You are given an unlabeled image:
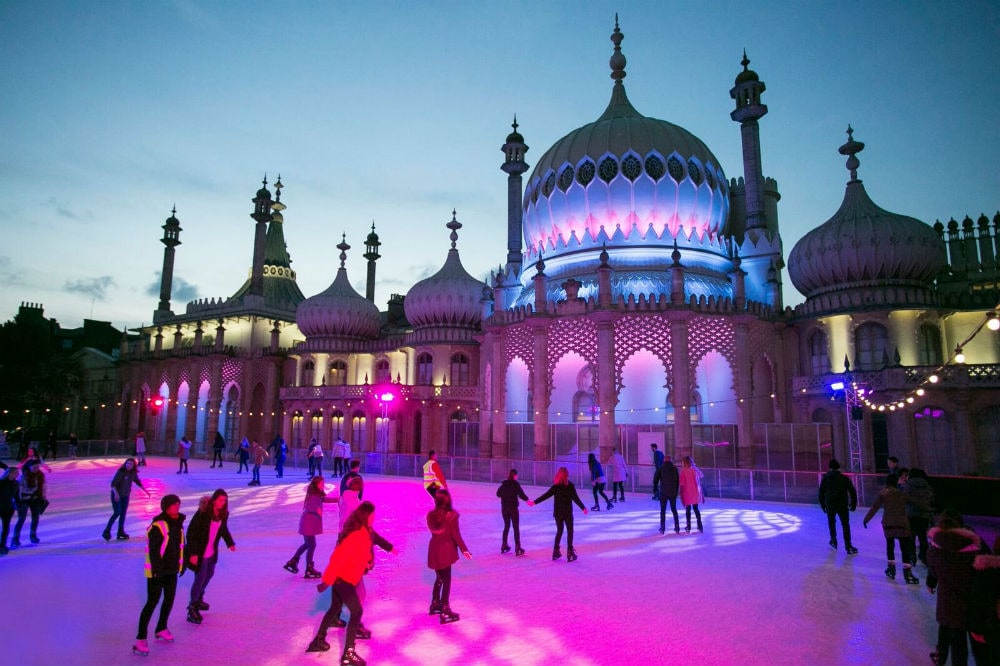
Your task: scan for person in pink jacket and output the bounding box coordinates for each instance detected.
[679,456,704,533]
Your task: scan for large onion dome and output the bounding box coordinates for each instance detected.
[296,236,380,341]
[404,211,483,330]
[788,128,946,306]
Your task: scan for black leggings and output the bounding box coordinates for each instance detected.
[501,508,521,549]
[612,481,625,500]
[685,504,702,531]
[885,536,915,564]
[592,483,611,507]
[432,566,453,606]
[14,501,41,539]
[137,574,177,639]
[293,535,317,566]
[318,579,362,649]
[212,450,223,466]
[554,514,575,550]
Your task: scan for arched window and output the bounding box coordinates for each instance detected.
[917,324,943,366]
[375,358,391,384]
[573,392,598,422]
[328,359,348,386]
[913,405,955,474]
[450,353,470,386]
[416,353,433,385]
[301,360,315,387]
[854,322,889,371]
[808,330,830,375]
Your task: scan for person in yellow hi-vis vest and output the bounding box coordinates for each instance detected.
[422,451,447,499]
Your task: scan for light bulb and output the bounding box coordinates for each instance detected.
[929,374,939,383]
[989,315,1000,331]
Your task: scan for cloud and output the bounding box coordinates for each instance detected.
[145,273,199,302]
[63,276,116,301]
[46,196,91,222]
[0,256,25,286]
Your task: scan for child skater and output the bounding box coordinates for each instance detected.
[248,440,268,486]
[496,469,533,556]
[133,494,184,656]
[587,452,613,511]
[427,489,472,623]
[863,474,918,584]
[533,466,588,562]
[285,476,340,579]
[307,501,376,666]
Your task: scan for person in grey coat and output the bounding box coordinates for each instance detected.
[864,474,917,584]
[606,448,628,502]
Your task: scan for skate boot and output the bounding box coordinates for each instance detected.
[102,529,112,542]
[354,624,372,640]
[132,639,149,656]
[884,563,897,580]
[29,534,40,544]
[845,545,859,555]
[828,538,837,550]
[606,502,614,510]
[154,629,174,642]
[590,504,600,511]
[340,647,366,665]
[552,547,562,561]
[428,600,443,615]
[283,559,299,574]
[186,605,203,624]
[304,564,321,579]
[306,635,330,653]
[195,600,210,611]
[515,547,525,557]
[500,543,511,554]
[567,548,578,562]
[439,606,460,624]
[117,532,130,540]
[903,568,920,585]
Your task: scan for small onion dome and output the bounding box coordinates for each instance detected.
[788,127,946,298]
[734,50,759,84]
[296,236,380,339]
[404,211,483,329]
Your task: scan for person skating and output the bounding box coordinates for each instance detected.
[11,459,46,547]
[903,468,935,565]
[268,434,287,479]
[184,489,236,624]
[308,439,325,478]
[285,476,339,579]
[496,469,533,556]
[0,462,17,555]
[176,437,191,474]
[606,447,628,502]
[341,459,364,499]
[679,455,704,534]
[650,443,664,500]
[135,432,147,466]
[102,458,150,542]
[533,467,588,562]
[586,452,613,511]
[306,501,377,665]
[332,437,348,477]
[818,458,859,554]
[133,494,185,656]
[427,489,472,623]
[658,454,681,535]
[210,432,225,468]
[248,440,268,486]
[422,450,447,499]
[926,512,985,665]
[864,474,918,584]
[236,437,250,474]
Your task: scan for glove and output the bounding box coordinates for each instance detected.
[316,582,329,594]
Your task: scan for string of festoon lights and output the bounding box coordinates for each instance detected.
[857,304,1000,413]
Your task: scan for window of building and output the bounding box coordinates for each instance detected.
[416,353,433,385]
[808,330,830,375]
[917,324,943,366]
[450,353,470,386]
[328,359,348,386]
[854,322,889,371]
[301,360,315,387]
[375,358,391,384]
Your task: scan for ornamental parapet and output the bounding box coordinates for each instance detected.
[793,364,1000,395]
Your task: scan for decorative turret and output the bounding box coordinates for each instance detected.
[154,206,182,322]
[363,222,381,303]
[249,175,272,297]
[501,116,529,271]
[730,50,769,233]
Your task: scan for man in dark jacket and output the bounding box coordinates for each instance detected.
[927,514,985,666]
[650,444,665,501]
[818,459,858,554]
[658,455,680,535]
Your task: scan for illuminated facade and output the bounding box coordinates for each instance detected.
[118,23,999,476]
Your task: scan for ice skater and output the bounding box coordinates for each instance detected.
[496,469,533,556]
[864,474,918,584]
[11,459,46,547]
[307,501,377,665]
[236,437,250,474]
[650,443,664,500]
[818,458,859,554]
[176,437,191,474]
[340,476,363,533]
[210,432,225,468]
[658,454,681,535]
[679,455,704,533]
[135,432,147,466]
[903,467,935,565]
[422,450,447,499]
[308,438,325,478]
[102,457,150,542]
[285,476,339,579]
[341,459,364,499]
[427,489,472,623]
[926,512,985,665]
[533,466,588,562]
[269,434,287,479]
[185,489,237,624]
[586,452,613,511]
[133,494,184,656]
[0,462,18,555]
[248,440,268,486]
[332,437,348,477]
[606,447,628,502]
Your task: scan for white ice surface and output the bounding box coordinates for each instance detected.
[1,456,979,666]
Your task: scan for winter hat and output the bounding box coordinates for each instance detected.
[828,459,841,470]
[160,494,181,511]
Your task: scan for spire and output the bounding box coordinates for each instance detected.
[249,174,272,297]
[730,50,769,233]
[447,209,461,250]
[363,222,381,303]
[501,116,529,271]
[597,16,640,121]
[609,14,626,84]
[337,234,350,269]
[839,125,865,183]
[155,205,182,321]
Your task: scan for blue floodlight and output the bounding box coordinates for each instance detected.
[829,381,845,391]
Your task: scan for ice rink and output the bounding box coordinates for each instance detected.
[3,456,988,665]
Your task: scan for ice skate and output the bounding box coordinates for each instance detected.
[355,625,372,640]
[590,504,600,511]
[428,600,443,615]
[102,530,112,542]
[606,502,614,510]
[304,564,321,579]
[187,605,203,624]
[884,563,897,580]
[132,639,149,656]
[283,559,299,574]
[117,532,130,540]
[195,600,210,611]
[515,547,525,557]
[903,568,919,585]
[340,647,366,665]
[659,527,665,535]
[306,636,330,653]
[552,547,562,561]
[29,534,40,544]
[439,606,460,624]
[828,538,837,550]
[500,543,511,554]
[567,548,578,562]
[9,537,18,549]
[154,629,174,642]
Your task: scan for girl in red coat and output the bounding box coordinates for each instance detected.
[307,501,375,666]
[427,489,472,623]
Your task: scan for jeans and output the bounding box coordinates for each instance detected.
[211,450,223,466]
[189,555,218,605]
[14,500,41,539]
[936,625,969,666]
[238,454,249,473]
[178,459,188,473]
[275,455,285,478]
[885,536,915,564]
[333,457,345,476]
[910,516,930,563]
[293,535,317,567]
[659,496,679,532]
[0,510,12,549]
[432,566,453,605]
[554,514,575,550]
[318,579,363,649]
[652,468,662,499]
[252,464,261,483]
[501,508,521,549]
[826,507,853,546]
[106,492,131,535]
[137,574,177,639]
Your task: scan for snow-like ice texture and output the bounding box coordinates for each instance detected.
[2,457,992,665]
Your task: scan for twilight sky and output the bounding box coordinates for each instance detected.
[1,1,997,330]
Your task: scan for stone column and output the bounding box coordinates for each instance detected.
[670,315,692,457]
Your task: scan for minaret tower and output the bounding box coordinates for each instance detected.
[249,175,272,297]
[363,222,381,303]
[730,50,769,232]
[154,206,182,323]
[500,116,529,272]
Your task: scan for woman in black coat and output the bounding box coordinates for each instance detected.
[496,469,533,556]
[184,489,236,624]
[926,514,984,666]
[533,466,588,562]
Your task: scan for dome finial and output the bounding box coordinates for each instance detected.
[512,114,518,132]
[741,49,750,71]
[274,174,283,201]
[337,233,350,269]
[610,15,626,84]
[838,124,865,182]
[447,209,462,250]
